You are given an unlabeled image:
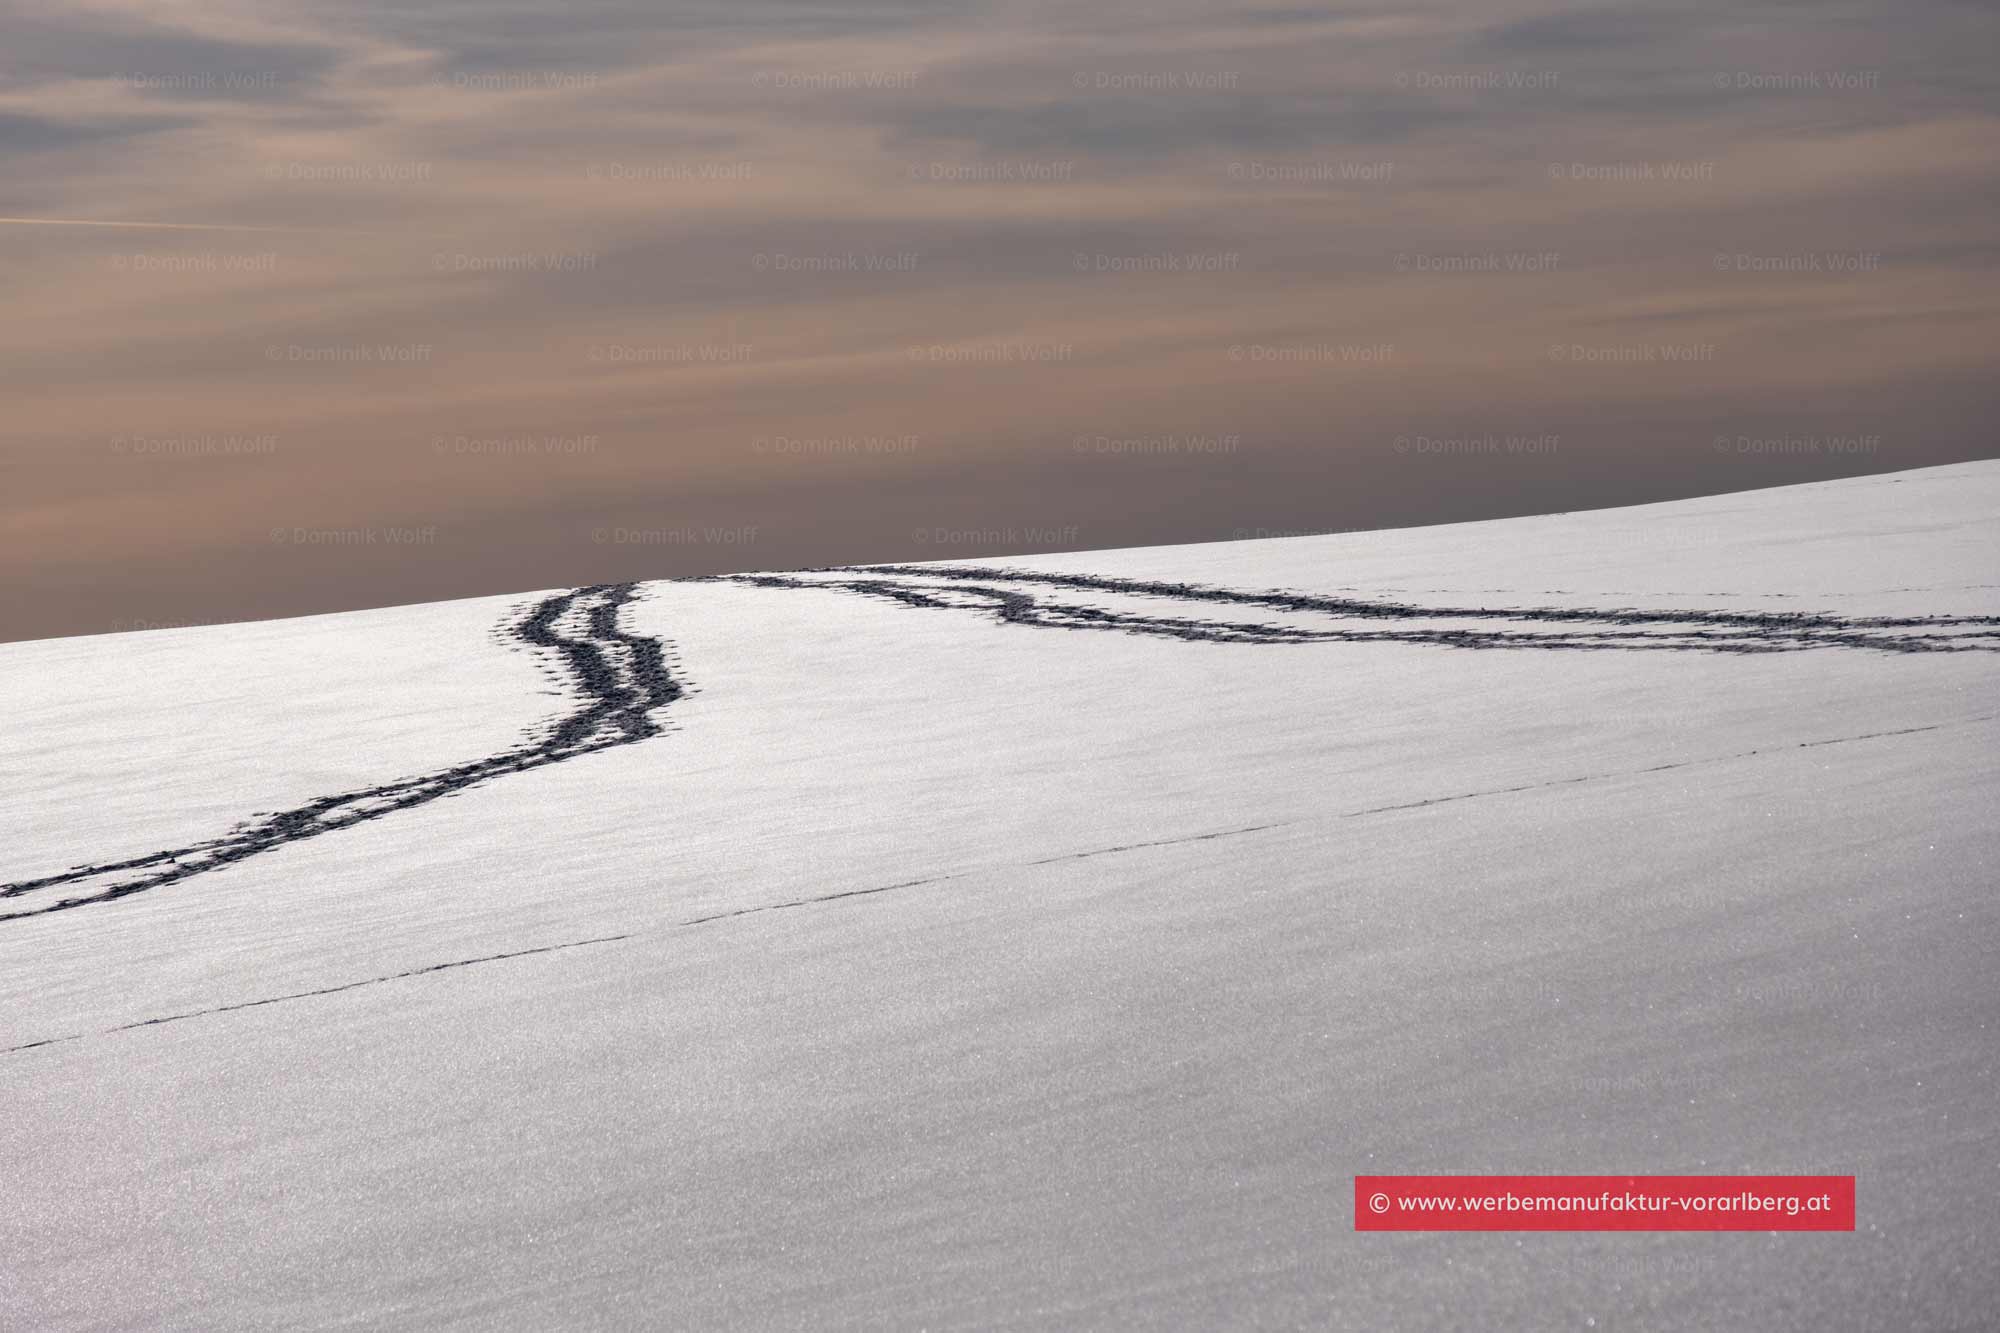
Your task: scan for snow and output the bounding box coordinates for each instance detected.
[3,462,1997,1329]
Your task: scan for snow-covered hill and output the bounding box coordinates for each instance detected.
[5,463,1998,1330]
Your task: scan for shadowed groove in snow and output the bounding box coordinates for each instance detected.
[0,583,681,922]
[726,565,2000,653]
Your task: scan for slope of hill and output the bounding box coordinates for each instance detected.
[4,463,1998,1329]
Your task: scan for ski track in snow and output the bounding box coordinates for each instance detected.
[0,583,679,922]
[733,565,2000,653]
[6,563,1995,926]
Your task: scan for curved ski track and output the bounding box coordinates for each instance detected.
[8,561,1996,924]
[0,583,679,922]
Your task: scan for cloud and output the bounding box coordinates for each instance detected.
[879,92,1467,160]
[1478,7,1679,53]
[0,2,338,97]
[0,109,189,154]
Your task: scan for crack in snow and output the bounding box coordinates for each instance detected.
[10,710,1988,1056]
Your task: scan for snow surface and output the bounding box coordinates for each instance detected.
[3,463,1997,1329]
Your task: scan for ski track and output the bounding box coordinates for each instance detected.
[7,562,1995,927]
[0,583,679,922]
[724,565,2000,654]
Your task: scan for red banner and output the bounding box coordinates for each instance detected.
[1355,1175,1855,1231]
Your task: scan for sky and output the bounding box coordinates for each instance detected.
[3,0,1997,641]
